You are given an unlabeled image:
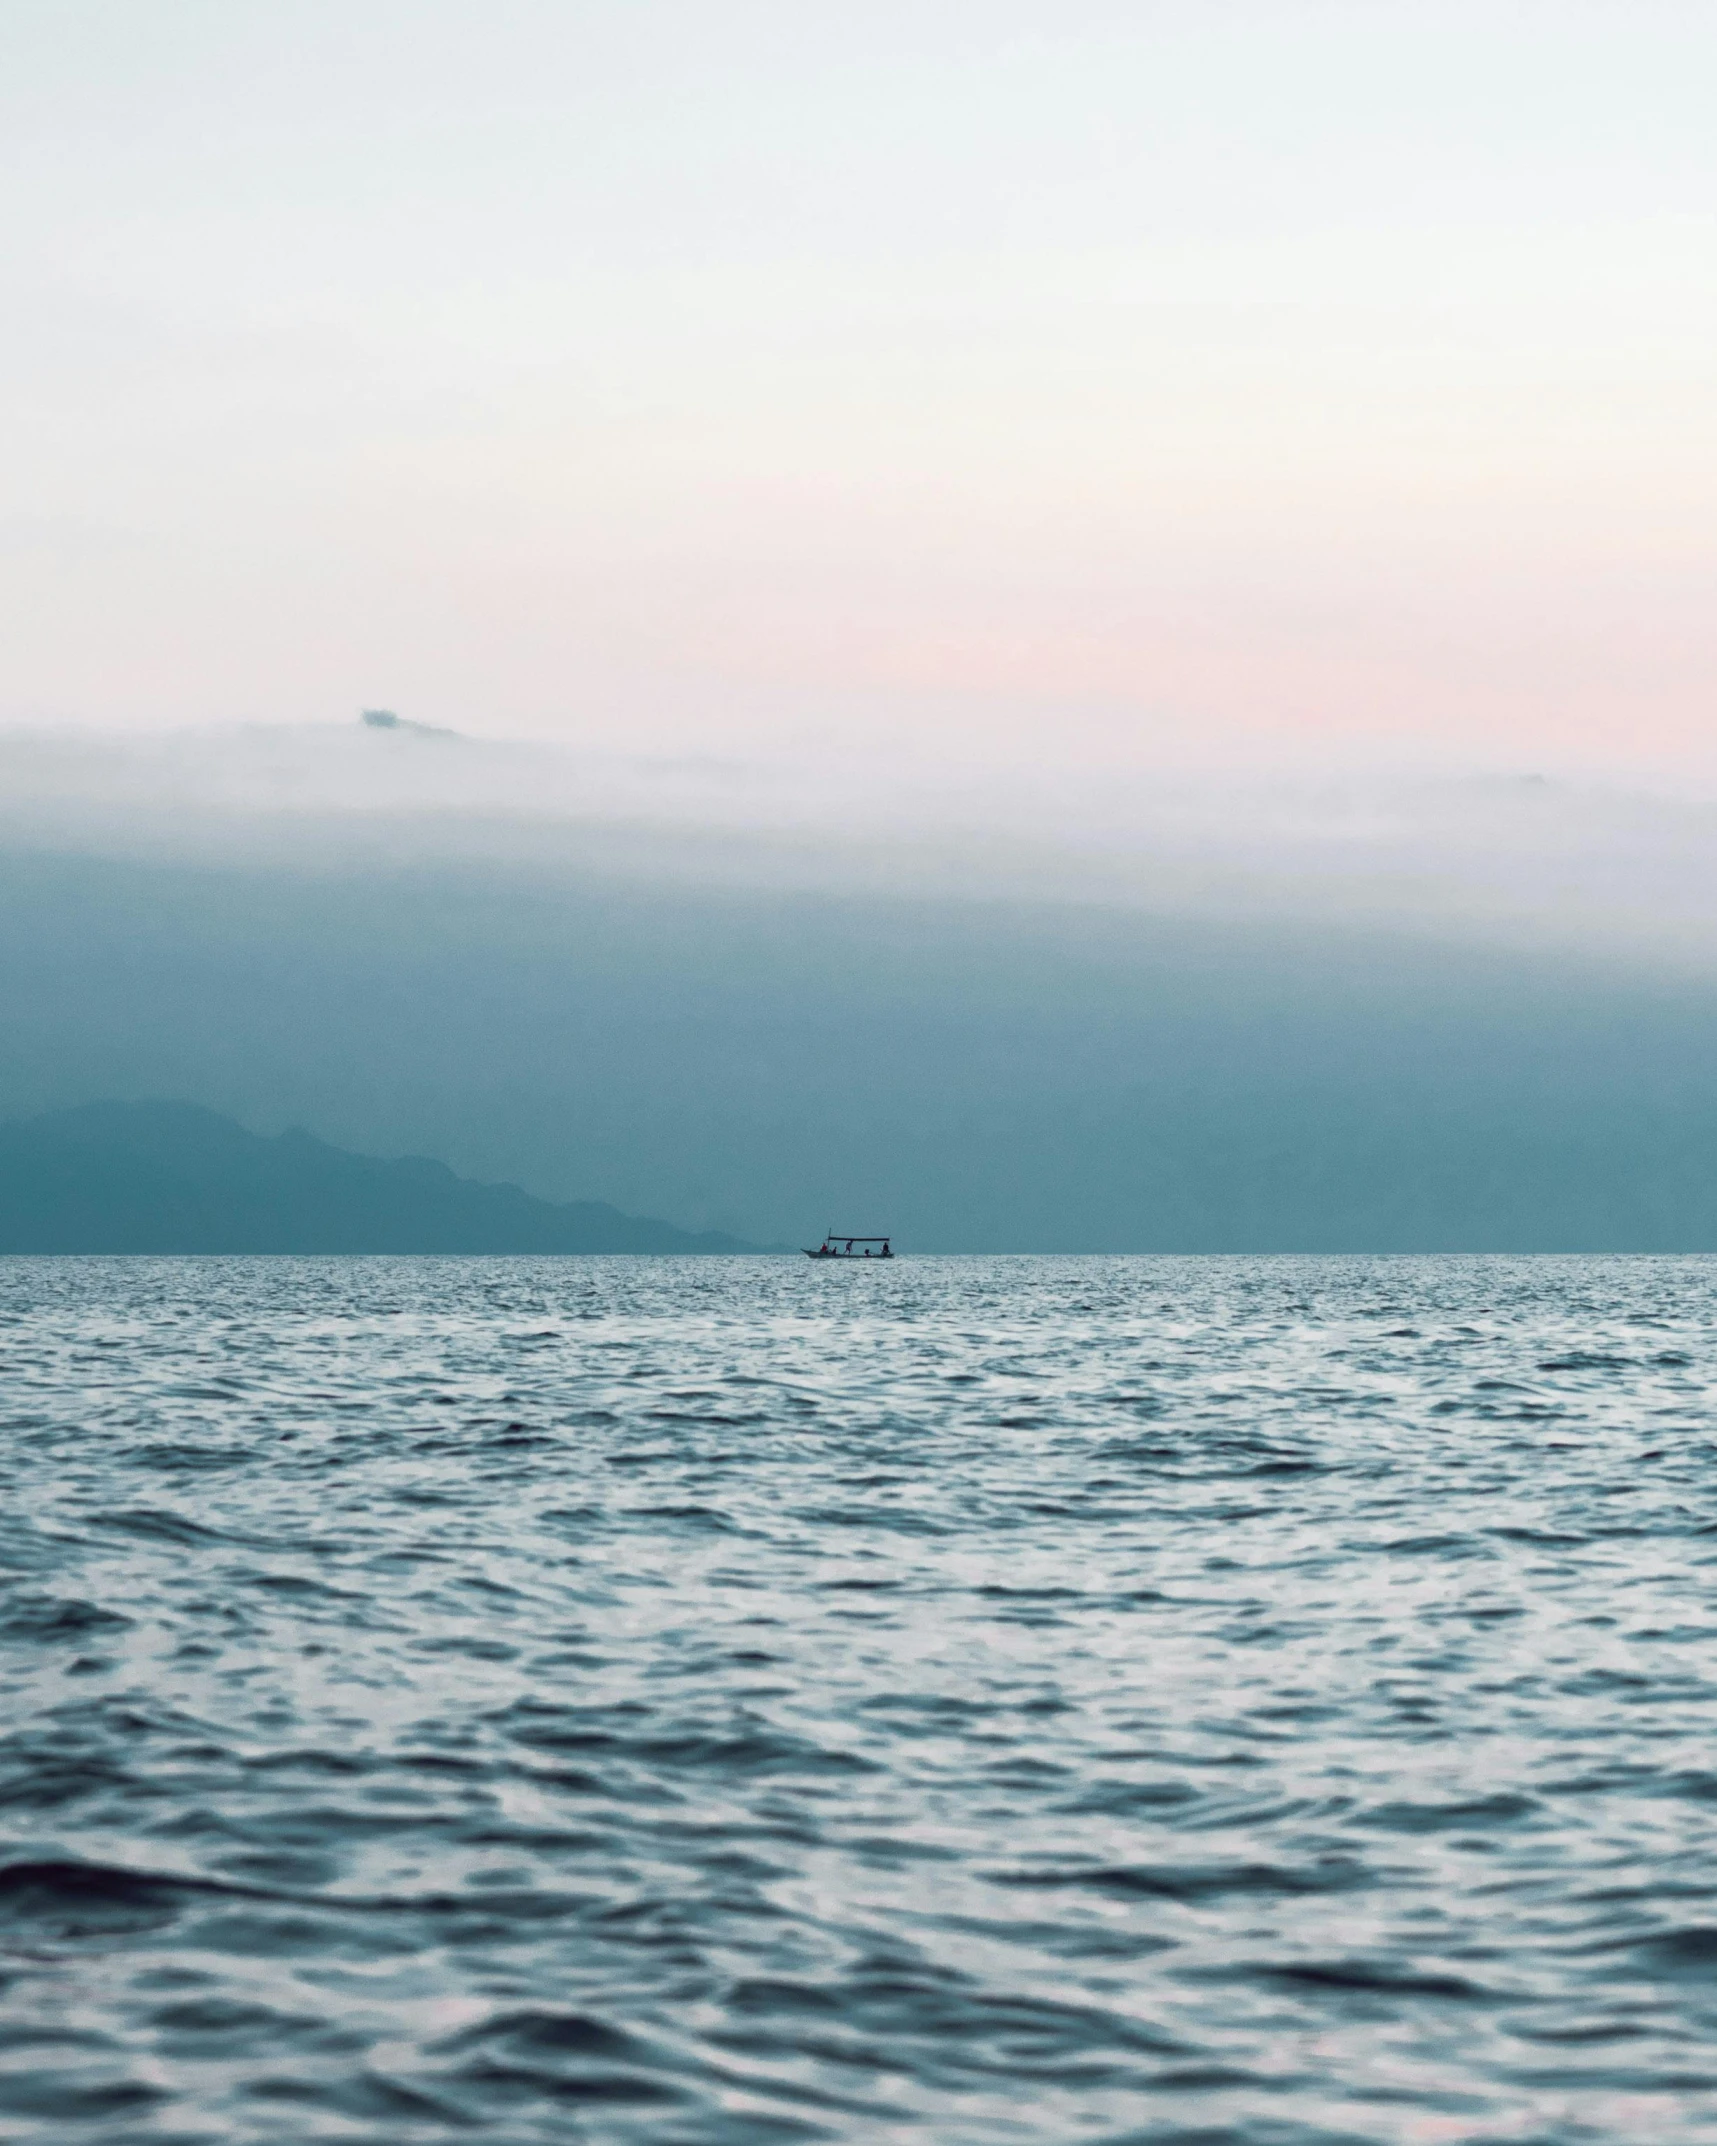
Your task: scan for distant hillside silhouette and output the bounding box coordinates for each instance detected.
[0,1102,771,1254]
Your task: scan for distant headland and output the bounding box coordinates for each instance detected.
[0,1101,775,1255]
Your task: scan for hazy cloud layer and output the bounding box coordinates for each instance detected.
[5,722,1717,1249]
[6,721,1717,972]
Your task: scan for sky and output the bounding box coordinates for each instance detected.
[9,3,1717,1246]
[5,1,1717,784]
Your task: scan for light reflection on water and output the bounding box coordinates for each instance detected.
[0,1253,1714,2142]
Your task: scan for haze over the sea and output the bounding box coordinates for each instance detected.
[5,3,1716,1247]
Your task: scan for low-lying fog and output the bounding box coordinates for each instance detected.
[6,717,1715,966]
[6,718,1717,1248]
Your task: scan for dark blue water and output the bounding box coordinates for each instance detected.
[2,1255,1715,2143]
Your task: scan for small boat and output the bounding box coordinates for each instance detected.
[805,1233,894,1260]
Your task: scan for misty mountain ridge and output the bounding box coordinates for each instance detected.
[359,708,457,738]
[0,1102,773,1254]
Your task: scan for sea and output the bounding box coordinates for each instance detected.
[1,1253,1715,2145]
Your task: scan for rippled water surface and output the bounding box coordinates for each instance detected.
[3,1255,1717,2143]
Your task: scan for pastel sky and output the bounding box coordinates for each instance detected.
[5,2,1715,779]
